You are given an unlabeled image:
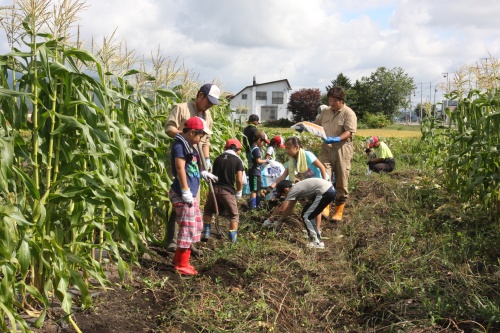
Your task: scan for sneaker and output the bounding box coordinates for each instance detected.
[263,218,278,227]
[306,241,325,249]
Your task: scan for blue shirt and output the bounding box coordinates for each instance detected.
[171,139,201,196]
[249,145,263,176]
[286,151,326,180]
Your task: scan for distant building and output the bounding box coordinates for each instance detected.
[229,76,292,122]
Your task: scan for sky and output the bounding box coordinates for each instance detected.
[1,0,500,105]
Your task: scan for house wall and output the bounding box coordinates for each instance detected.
[230,81,291,122]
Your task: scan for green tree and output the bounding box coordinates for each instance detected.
[287,88,322,122]
[413,102,434,120]
[350,67,414,121]
[325,72,352,92]
[323,73,353,104]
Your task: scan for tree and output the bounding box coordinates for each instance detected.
[350,67,414,121]
[413,102,434,121]
[323,73,353,104]
[287,88,321,122]
[325,72,352,92]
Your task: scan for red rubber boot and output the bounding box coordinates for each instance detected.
[174,248,198,275]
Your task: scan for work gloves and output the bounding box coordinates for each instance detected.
[181,189,194,205]
[205,158,212,172]
[235,191,242,200]
[322,136,341,144]
[201,170,218,182]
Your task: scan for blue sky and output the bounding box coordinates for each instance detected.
[1,0,499,106]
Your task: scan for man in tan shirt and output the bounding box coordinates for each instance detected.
[164,83,220,253]
[315,87,357,222]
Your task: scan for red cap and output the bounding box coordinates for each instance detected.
[273,135,285,148]
[255,131,270,144]
[225,138,242,149]
[368,136,379,148]
[184,116,213,135]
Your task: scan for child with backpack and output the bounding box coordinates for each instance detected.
[169,117,218,275]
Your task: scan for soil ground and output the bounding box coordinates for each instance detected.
[28,169,498,333]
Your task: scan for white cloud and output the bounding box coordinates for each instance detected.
[0,0,499,104]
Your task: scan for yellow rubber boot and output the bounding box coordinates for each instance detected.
[331,203,345,222]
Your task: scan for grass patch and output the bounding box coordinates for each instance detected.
[148,140,500,332]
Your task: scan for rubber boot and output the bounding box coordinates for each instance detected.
[256,195,261,209]
[174,248,198,275]
[201,224,211,242]
[331,203,345,222]
[228,230,237,243]
[165,210,178,252]
[248,197,257,210]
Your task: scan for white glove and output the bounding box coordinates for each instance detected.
[201,170,218,182]
[205,158,212,172]
[262,218,277,227]
[235,191,242,200]
[181,189,193,205]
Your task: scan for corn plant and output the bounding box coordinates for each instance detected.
[0,1,239,332]
[421,89,500,222]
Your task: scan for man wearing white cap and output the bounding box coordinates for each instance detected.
[164,83,221,254]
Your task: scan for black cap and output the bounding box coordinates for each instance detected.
[275,180,293,197]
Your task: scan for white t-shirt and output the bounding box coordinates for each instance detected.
[266,146,275,159]
[285,178,333,201]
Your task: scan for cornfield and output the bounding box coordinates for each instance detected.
[0,1,240,332]
[421,89,500,222]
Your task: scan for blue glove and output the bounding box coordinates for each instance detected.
[322,136,341,144]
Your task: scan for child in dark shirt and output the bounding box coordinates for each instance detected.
[248,131,269,209]
[169,117,217,275]
[202,139,244,242]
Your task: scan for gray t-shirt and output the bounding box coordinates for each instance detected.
[285,178,333,201]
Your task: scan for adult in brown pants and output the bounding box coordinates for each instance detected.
[164,83,220,255]
[315,87,357,222]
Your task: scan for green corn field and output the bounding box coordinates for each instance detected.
[0,1,244,331]
[0,1,499,332]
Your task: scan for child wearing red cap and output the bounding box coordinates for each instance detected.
[366,136,395,173]
[202,139,245,242]
[169,117,217,275]
[265,135,285,161]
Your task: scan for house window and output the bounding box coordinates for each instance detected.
[272,91,284,104]
[256,91,267,100]
[241,94,247,100]
[261,106,278,121]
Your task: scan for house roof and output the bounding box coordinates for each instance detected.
[231,79,292,99]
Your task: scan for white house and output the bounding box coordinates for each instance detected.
[229,77,292,122]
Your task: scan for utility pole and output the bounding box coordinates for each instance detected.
[442,73,450,124]
[433,84,438,118]
[419,82,423,122]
